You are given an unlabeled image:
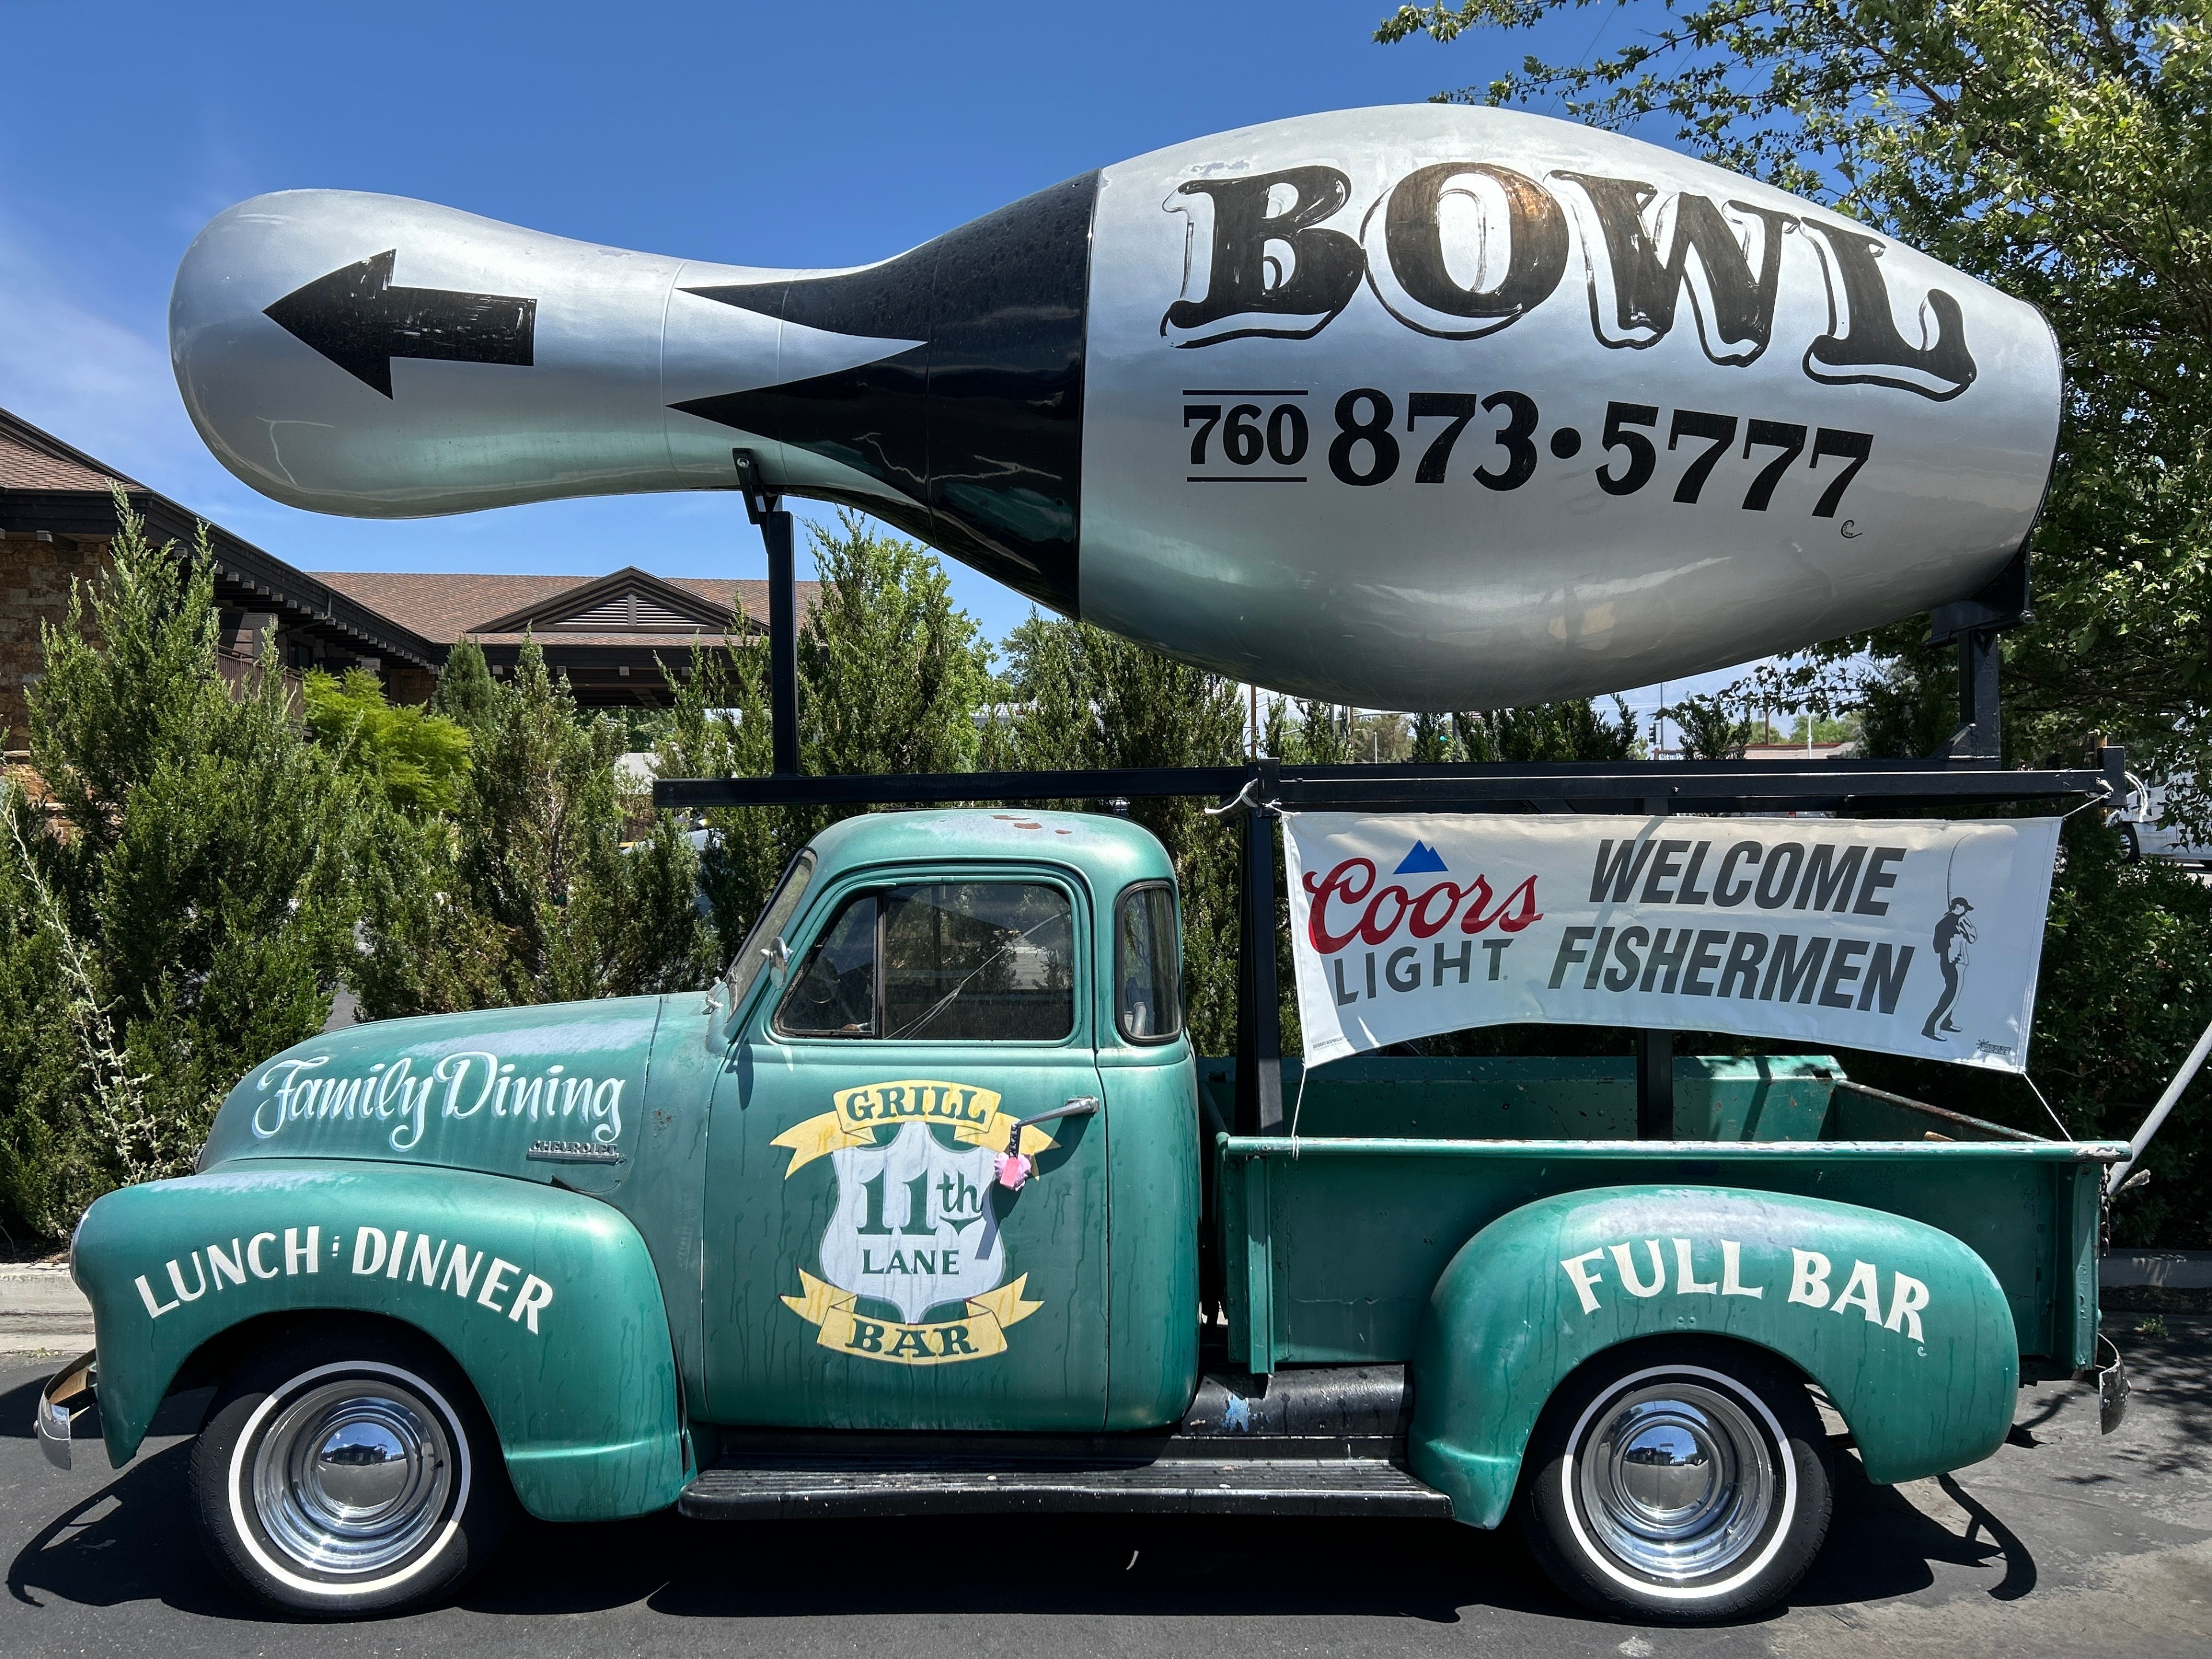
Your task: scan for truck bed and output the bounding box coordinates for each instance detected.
[1198,1055,2123,1375]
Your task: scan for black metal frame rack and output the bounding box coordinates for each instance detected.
[655,482,2123,1141]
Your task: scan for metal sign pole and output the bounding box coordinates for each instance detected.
[764,510,799,776]
[2109,1010,2212,1193]
[734,450,800,775]
[1637,1031,1675,1139]
[1236,763,1286,1135]
[1637,793,1676,1139]
[1930,541,2027,763]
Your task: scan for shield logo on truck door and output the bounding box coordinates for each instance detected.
[771,1080,1055,1365]
[819,1121,1003,1323]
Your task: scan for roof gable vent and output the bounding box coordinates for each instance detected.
[476,565,738,636]
[554,588,711,631]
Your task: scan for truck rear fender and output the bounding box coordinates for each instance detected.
[69,1160,684,1524]
[1408,1185,2018,1529]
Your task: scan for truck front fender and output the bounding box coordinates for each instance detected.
[70,1160,684,1522]
[1408,1185,2017,1528]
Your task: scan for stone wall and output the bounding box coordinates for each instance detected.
[383,664,440,705]
[1,531,443,756]
[0,529,110,746]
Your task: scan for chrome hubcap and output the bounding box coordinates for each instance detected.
[252,1378,453,1576]
[1578,1381,1774,1581]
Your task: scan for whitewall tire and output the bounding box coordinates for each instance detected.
[1519,1339,1832,1623]
[190,1324,514,1618]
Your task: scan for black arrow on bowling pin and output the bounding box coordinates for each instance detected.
[264,250,536,397]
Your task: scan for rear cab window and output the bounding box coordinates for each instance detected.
[1114,881,1181,1043]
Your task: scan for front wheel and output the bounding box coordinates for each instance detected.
[190,1324,514,1618]
[1519,1340,1831,1623]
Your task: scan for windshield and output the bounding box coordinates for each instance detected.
[722,849,817,1009]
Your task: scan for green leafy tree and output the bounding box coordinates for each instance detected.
[1282,700,1361,764]
[302,666,472,813]
[654,632,786,959]
[1410,710,1455,763]
[0,830,75,1240]
[1783,711,1863,745]
[357,638,715,1017]
[0,496,365,1236]
[994,617,1250,1052]
[651,512,996,961]
[803,510,991,781]
[1378,0,2212,786]
[1667,693,1756,760]
[1455,696,1641,762]
[431,633,497,732]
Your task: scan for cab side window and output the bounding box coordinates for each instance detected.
[885,883,1073,1041]
[777,894,879,1037]
[1115,882,1181,1043]
[775,881,1075,1042]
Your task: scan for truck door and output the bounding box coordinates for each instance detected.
[703,869,1111,1430]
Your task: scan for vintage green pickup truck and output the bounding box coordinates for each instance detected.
[41,807,2128,1623]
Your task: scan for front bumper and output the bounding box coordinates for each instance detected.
[35,1349,97,1470]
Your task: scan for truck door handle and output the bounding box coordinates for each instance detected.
[995,1097,1099,1191]
[1016,1096,1099,1138]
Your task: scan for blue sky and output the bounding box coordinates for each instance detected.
[1,0,1742,734]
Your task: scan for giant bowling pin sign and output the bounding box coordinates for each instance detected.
[171,107,2058,711]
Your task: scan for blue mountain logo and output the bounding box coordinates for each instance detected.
[1394,842,1448,875]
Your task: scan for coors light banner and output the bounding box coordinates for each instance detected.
[170,107,2061,712]
[1282,814,2062,1072]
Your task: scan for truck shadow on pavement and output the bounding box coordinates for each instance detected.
[3,1366,2036,1630]
[4,1383,236,1619]
[460,1449,2022,1627]
[2093,1317,2212,1479]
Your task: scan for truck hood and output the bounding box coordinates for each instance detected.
[198,995,668,1183]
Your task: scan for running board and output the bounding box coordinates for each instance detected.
[678,1452,1449,1520]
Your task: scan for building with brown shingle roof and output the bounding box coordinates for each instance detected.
[312,567,816,706]
[1,406,797,733]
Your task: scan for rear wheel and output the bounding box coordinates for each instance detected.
[1519,1340,1830,1623]
[190,1324,513,1618]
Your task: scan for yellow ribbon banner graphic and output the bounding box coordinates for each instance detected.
[771,1078,1056,1177]
[782,1269,1043,1365]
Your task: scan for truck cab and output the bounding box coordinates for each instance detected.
[694,809,1196,1431]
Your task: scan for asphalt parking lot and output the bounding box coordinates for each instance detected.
[1,1317,2205,1658]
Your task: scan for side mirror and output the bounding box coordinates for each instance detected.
[766,935,793,980]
